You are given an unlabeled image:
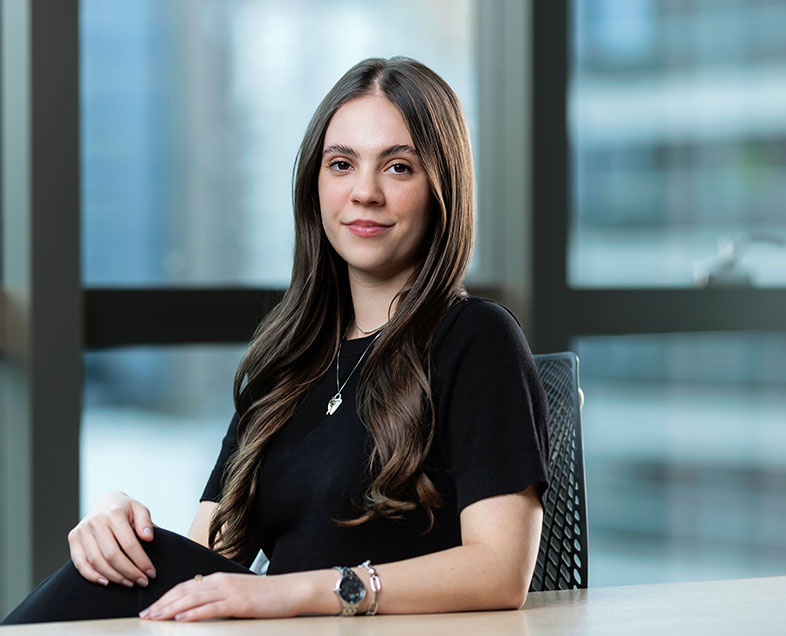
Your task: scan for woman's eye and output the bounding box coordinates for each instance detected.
[389,163,411,174]
[330,160,351,171]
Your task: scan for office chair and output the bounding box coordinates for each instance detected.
[530,352,588,591]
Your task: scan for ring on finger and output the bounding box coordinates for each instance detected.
[194,574,203,583]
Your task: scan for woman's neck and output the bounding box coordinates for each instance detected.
[346,267,413,340]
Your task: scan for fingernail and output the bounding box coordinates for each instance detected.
[150,610,162,619]
[121,579,133,588]
[139,608,150,618]
[175,612,187,621]
[98,577,109,586]
[146,569,156,579]
[136,577,148,587]
[142,527,153,536]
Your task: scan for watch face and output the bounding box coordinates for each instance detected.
[339,576,366,604]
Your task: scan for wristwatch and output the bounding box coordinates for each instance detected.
[332,566,366,616]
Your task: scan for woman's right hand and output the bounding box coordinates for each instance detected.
[67,490,157,588]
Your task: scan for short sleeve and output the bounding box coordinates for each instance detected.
[200,412,240,502]
[432,299,549,512]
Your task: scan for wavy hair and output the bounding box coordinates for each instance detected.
[209,57,475,563]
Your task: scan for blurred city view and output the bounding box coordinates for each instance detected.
[570,0,786,585]
[570,0,786,288]
[81,0,786,586]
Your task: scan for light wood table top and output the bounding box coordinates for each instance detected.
[3,575,785,635]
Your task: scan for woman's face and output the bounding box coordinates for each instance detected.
[318,94,431,284]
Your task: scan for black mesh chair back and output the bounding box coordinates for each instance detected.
[530,352,588,590]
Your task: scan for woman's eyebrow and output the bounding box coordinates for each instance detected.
[322,144,419,159]
[323,144,357,158]
[378,144,418,159]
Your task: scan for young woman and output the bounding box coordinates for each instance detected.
[2,57,548,624]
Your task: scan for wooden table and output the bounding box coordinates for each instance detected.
[3,575,785,635]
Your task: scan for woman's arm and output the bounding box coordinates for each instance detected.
[187,501,218,549]
[140,485,543,621]
[355,485,543,613]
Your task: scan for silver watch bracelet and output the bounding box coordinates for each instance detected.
[358,560,381,616]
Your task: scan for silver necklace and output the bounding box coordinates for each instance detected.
[326,329,383,416]
[356,319,389,334]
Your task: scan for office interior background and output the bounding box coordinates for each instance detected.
[1,0,785,616]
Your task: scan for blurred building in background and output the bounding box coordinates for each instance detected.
[571,0,786,288]
[569,0,786,584]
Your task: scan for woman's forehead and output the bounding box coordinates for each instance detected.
[322,95,415,153]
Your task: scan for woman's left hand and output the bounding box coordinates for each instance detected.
[139,572,314,621]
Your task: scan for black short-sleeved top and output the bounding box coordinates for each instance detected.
[201,297,549,574]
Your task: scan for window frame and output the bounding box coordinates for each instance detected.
[530,0,786,353]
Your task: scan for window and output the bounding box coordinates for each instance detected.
[548,0,786,586]
[577,332,786,584]
[569,0,786,288]
[82,0,477,286]
[82,346,245,532]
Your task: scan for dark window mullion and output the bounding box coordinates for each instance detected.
[83,288,285,348]
[571,288,786,336]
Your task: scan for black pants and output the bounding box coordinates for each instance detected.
[1,528,252,625]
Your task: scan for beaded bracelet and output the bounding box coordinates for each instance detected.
[358,560,381,616]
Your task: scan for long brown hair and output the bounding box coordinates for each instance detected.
[209,57,475,563]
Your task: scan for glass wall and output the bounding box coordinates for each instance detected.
[570,0,786,587]
[570,0,786,288]
[82,346,246,533]
[577,332,786,585]
[81,0,477,287]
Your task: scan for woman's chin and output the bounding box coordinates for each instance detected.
[345,260,417,284]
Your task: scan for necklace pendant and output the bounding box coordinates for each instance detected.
[326,394,343,416]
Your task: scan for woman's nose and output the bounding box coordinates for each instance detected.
[350,169,384,206]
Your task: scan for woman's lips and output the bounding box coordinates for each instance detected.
[345,220,392,237]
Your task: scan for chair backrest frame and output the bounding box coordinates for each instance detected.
[531,351,589,590]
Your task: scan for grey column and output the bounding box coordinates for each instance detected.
[1,0,81,615]
[475,0,533,327]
